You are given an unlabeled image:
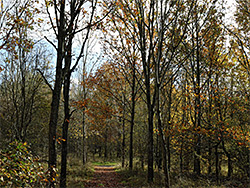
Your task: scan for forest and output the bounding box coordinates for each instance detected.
[0,0,250,187]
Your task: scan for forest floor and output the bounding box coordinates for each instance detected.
[83,165,124,187]
[65,156,249,188]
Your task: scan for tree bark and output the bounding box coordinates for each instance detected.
[122,104,125,168]
[129,62,136,170]
[60,28,73,187]
[147,98,154,183]
[193,8,201,175]
[82,108,87,165]
[215,144,220,185]
[104,128,108,160]
[48,1,65,185]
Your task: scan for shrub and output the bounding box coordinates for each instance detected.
[0,140,48,187]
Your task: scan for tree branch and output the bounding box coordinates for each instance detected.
[36,68,53,92]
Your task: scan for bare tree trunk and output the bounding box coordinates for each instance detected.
[129,63,136,170]
[215,144,220,185]
[194,8,201,175]
[180,137,183,174]
[60,31,73,187]
[208,143,212,175]
[158,121,170,188]
[122,106,125,168]
[82,108,87,165]
[48,2,65,187]
[104,128,108,160]
[147,99,154,183]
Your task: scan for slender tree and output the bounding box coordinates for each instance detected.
[44,0,107,186]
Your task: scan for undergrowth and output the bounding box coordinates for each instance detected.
[117,166,250,188]
[0,140,48,187]
[66,156,94,187]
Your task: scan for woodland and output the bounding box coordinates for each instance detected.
[0,0,250,187]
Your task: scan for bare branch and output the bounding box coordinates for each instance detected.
[36,68,53,92]
[44,36,57,50]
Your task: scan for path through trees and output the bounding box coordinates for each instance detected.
[84,166,124,188]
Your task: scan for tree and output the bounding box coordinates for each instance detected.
[0,43,51,143]
[0,0,50,144]
[101,15,142,169]
[44,0,111,186]
[102,0,194,185]
[180,0,227,176]
[231,0,250,180]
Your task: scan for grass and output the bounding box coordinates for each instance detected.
[116,165,250,188]
[66,156,94,187]
[40,155,250,188]
[92,161,118,166]
[117,167,166,187]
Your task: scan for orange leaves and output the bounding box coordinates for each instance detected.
[56,135,66,145]
[72,99,90,109]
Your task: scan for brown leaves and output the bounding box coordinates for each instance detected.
[83,166,124,188]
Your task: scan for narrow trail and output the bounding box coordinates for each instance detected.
[84,166,125,187]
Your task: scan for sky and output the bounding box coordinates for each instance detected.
[226,0,236,21]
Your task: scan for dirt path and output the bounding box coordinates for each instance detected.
[84,166,124,187]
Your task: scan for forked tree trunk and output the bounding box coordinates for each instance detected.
[60,34,72,187]
[48,1,65,187]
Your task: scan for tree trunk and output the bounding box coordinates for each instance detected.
[166,80,173,171]
[48,37,64,188]
[128,108,134,169]
[215,144,220,185]
[129,64,136,170]
[180,136,183,174]
[208,143,212,175]
[48,2,65,187]
[60,33,73,187]
[156,73,170,187]
[221,138,232,178]
[147,104,154,183]
[104,129,108,160]
[194,136,201,175]
[82,108,87,165]
[156,133,162,170]
[159,125,170,188]
[193,4,201,175]
[117,127,121,158]
[122,111,125,168]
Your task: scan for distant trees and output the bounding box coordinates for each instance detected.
[0,0,51,147]
[102,0,195,185]
[0,44,51,143]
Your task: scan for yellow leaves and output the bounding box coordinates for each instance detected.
[56,137,66,144]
